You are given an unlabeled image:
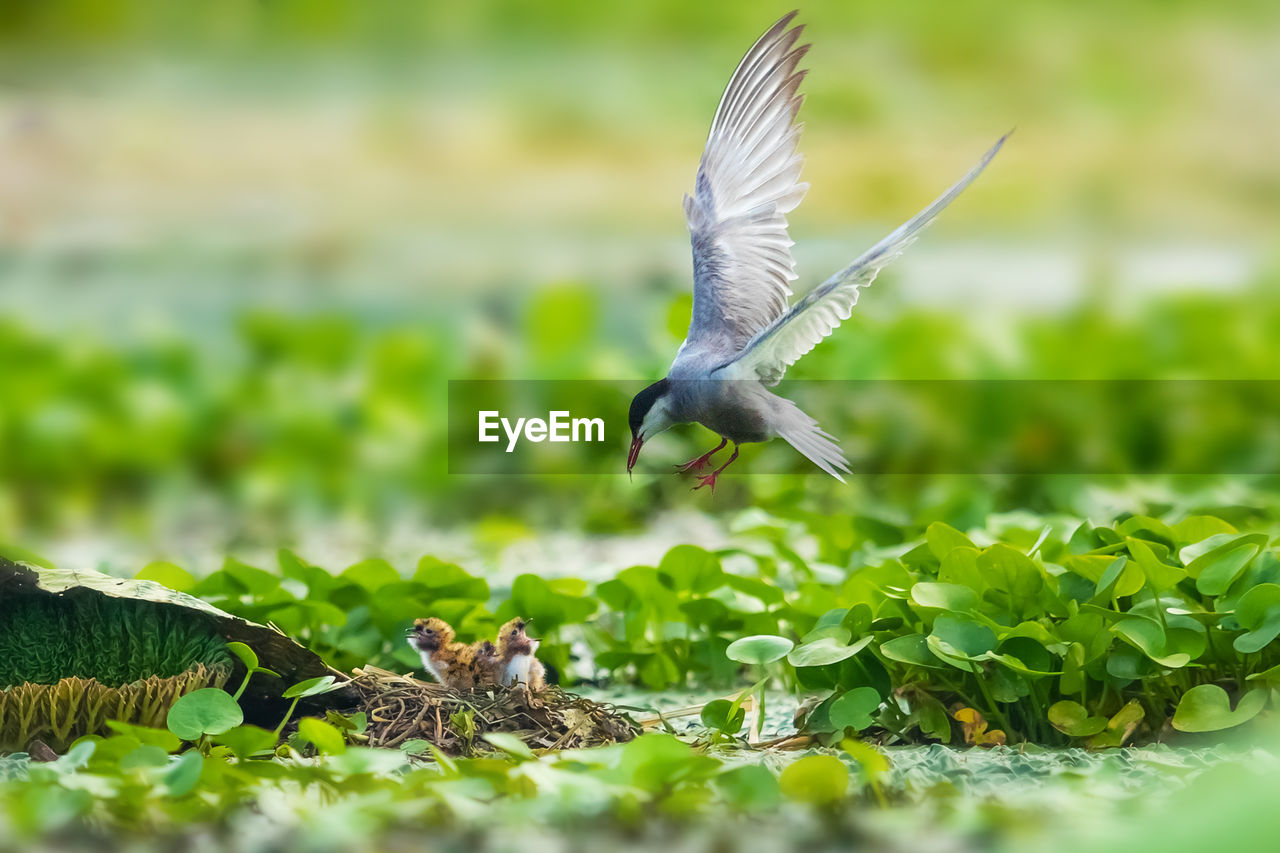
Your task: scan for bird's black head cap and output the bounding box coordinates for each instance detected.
[629,379,669,437]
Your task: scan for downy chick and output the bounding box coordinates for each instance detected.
[406,617,498,689]
[496,617,546,691]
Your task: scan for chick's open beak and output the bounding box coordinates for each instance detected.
[627,435,643,475]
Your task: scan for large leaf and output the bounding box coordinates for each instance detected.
[726,635,793,665]
[166,688,243,741]
[1172,685,1267,732]
[787,635,872,668]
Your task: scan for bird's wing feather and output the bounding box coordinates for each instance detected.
[682,12,810,354]
[771,395,850,481]
[719,133,1009,385]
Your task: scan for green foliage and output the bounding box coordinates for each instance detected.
[119,503,1280,748]
[779,516,1280,745]
[779,755,849,805]
[165,689,243,742]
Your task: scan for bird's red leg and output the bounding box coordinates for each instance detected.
[674,437,727,474]
[693,444,739,492]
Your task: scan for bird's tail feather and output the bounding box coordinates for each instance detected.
[772,397,850,482]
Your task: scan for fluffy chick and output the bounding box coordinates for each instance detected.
[406,617,499,689]
[496,617,546,691]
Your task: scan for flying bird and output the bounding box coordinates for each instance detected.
[626,12,1007,490]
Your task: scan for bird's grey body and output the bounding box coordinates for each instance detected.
[662,376,775,446]
[627,12,1006,487]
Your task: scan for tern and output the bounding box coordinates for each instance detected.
[626,11,1007,490]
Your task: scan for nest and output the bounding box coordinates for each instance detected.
[349,666,640,755]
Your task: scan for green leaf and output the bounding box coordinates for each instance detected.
[715,764,781,809]
[298,718,346,754]
[879,634,945,669]
[166,689,244,741]
[779,754,849,804]
[926,522,976,559]
[103,721,181,753]
[1113,617,1190,668]
[1085,699,1146,748]
[1194,543,1259,596]
[161,751,204,797]
[928,614,997,662]
[482,732,536,760]
[842,603,874,636]
[1171,685,1267,732]
[1234,583,1280,653]
[1126,538,1186,589]
[1047,700,1107,736]
[282,675,341,699]
[977,544,1044,613]
[1094,555,1145,600]
[909,582,978,612]
[1171,516,1237,546]
[787,635,872,668]
[726,635,794,665]
[136,561,196,593]
[841,738,890,780]
[700,699,745,735]
[828,687,881,732]
[225,642,259,672]
[658,545,723,594]
[212,725,279,760]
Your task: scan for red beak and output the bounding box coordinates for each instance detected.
[627,434,643,475]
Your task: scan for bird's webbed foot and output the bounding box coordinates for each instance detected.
[692,471,721,492]
[674,437,728,474]
[691,443,740,493]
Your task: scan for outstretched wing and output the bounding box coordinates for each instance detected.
[718,133,1009,384]
[681,11,810,355]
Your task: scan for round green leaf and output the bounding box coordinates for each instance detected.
[716,764,782,809]
[787,635,873,668]
[166,688,244,741]
[929,614,997,661]
[779,754,849,805]
[1048,700,1107,736]
[1172,685,1267,732]
[726,635,793,665]
[161,751,205,797]
[910,582,978,612]
[879,634,945,669]
[828,687,881,732]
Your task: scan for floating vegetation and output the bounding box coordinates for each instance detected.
[348,666,640,754]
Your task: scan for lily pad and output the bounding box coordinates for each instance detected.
[1048,700,1107,736]
[1171,685,1266,732]
[166,688,244,741]
[787,635,872,668]
[726,635,793,665]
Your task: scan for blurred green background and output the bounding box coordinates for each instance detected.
[0,0,1277,573]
